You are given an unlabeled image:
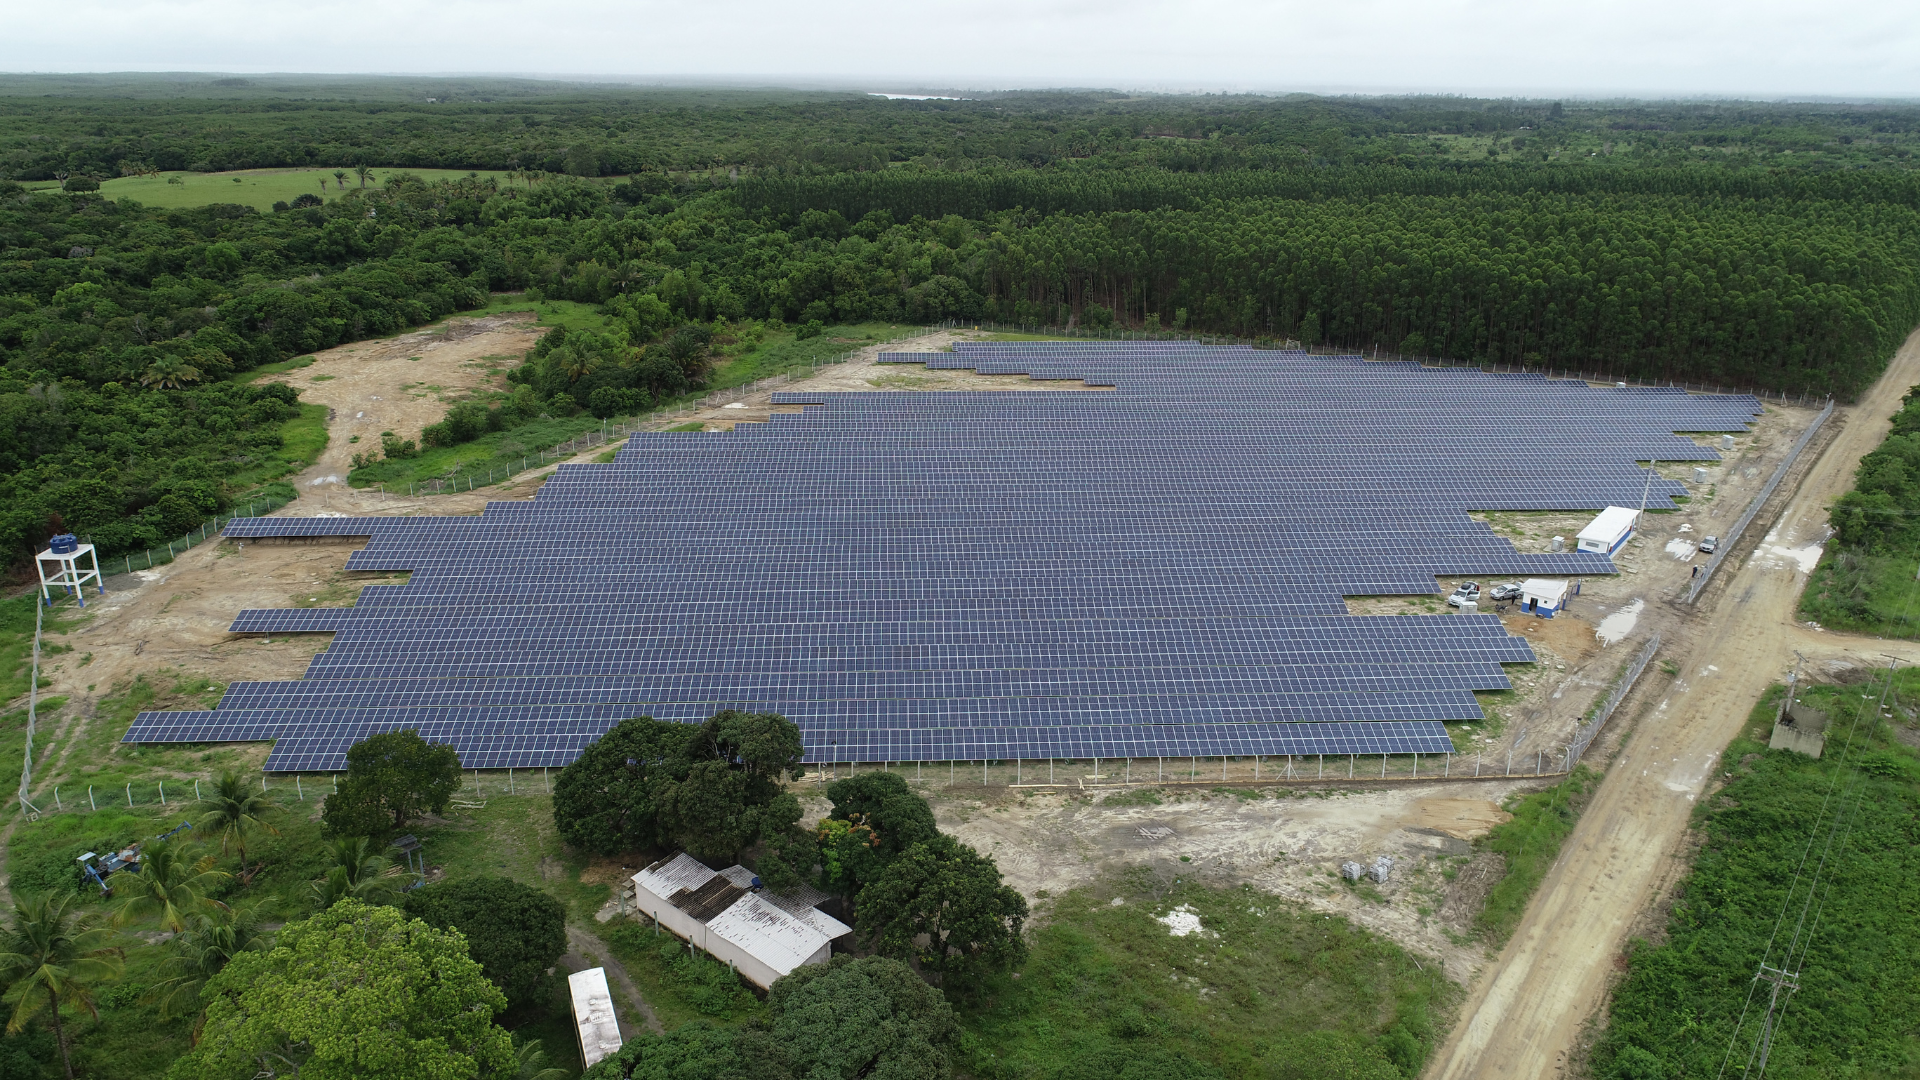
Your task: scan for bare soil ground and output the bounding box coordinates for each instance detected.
[1427,326,1920,1080]
[261,311,544,498]
[796,780,1525,983]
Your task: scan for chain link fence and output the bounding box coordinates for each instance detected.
[1687,399,1836,603]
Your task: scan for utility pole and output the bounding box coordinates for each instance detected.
[1777,652,1804,726]
[1750,963,1801,1075]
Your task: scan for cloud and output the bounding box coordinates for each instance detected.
[3,0,1916,97]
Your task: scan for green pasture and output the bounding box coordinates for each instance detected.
[25,168,516,212]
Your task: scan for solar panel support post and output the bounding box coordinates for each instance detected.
[88,786,95,811]
[508,769,514,795]
[125,783,130,807]
[1253,757,1258,781]
[295,776,302,801]
[1319,755,1324,779]
[1381,756,1387,779]
[1158,758,1163,781]
[1445,753,1450,777]
[159,782,165,806]
[1349,755,1354,779]
[1412,754,1418,779]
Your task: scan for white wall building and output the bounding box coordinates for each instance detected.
[627,852,850,990]
[1576,506,1639,555]
[1518,578,1571,618]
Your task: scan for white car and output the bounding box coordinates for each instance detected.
[1698,535,1719,554]
[1445,582,1481,607]
[1488,582,1523,601]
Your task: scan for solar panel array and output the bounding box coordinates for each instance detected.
[133,345,1758,771]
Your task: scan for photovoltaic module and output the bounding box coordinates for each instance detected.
[124,343,1759,771]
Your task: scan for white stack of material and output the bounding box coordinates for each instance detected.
[1340,861,1364,881]
[1368,855,1394,884]
[568,968,623,1069]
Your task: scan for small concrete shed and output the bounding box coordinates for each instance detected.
[628,852,851,990]
[1519,578,1570,617]
[568,967,623,1069]
[1770,702,1827,759]
[1577,506,1639,556]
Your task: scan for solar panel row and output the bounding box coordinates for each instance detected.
[137,345,1757,771]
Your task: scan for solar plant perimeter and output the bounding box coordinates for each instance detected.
[125,343,1760,772]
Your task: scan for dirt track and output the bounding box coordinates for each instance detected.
[1427,326,1920,1079]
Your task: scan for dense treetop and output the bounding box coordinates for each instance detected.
[4,80,1918,181]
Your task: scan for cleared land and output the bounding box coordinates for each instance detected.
[1427,325,1920,1080]
[4,329,1854,1064]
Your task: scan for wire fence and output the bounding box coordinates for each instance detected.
[1687,398,1836,603]
[71,488,301,578]
[1567,634,1662,771]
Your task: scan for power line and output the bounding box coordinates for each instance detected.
[1718,659,1892,1078]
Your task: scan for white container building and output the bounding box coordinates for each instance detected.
[627,852,850,990]
[568,967,623,1069]
[1576,506,1639,556]
[1518,578,1571,618]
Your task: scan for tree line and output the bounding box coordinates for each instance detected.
[4,85,1917,184]
[6,162,1920,564]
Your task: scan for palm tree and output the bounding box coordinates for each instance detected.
[333,169,348,189]
[0,894,124,1079]
[354,164,372,188]
[110,841,228,933]
[149,901,268,1034]
[310,836,405,908]
[195,771,281,881]
[140,355,203,389]
[511,1035,569,1080]
[560,347,596,384]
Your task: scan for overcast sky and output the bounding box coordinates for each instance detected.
[4,0,1916,99]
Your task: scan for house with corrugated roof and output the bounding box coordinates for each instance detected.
[626,852,851,990]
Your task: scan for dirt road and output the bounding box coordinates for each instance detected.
[1427,326,1920,1079]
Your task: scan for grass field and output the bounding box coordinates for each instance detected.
[961,873,1456,1079]
[1592,677,1920,1079]
[25,168,516,212]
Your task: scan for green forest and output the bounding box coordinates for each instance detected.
[4,85,1920,561]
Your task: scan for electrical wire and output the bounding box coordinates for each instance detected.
[1716,662,1889,1078]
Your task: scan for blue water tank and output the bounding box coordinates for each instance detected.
[49,533,79,554]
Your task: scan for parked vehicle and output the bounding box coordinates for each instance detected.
[1699,535,1719,554]
[1488,582,1523,601]
[1445,581,1481,607]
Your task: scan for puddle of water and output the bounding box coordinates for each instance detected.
[1595,598,1645,645]
[1664,538,1698,560]
[1760,542,1823,573]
